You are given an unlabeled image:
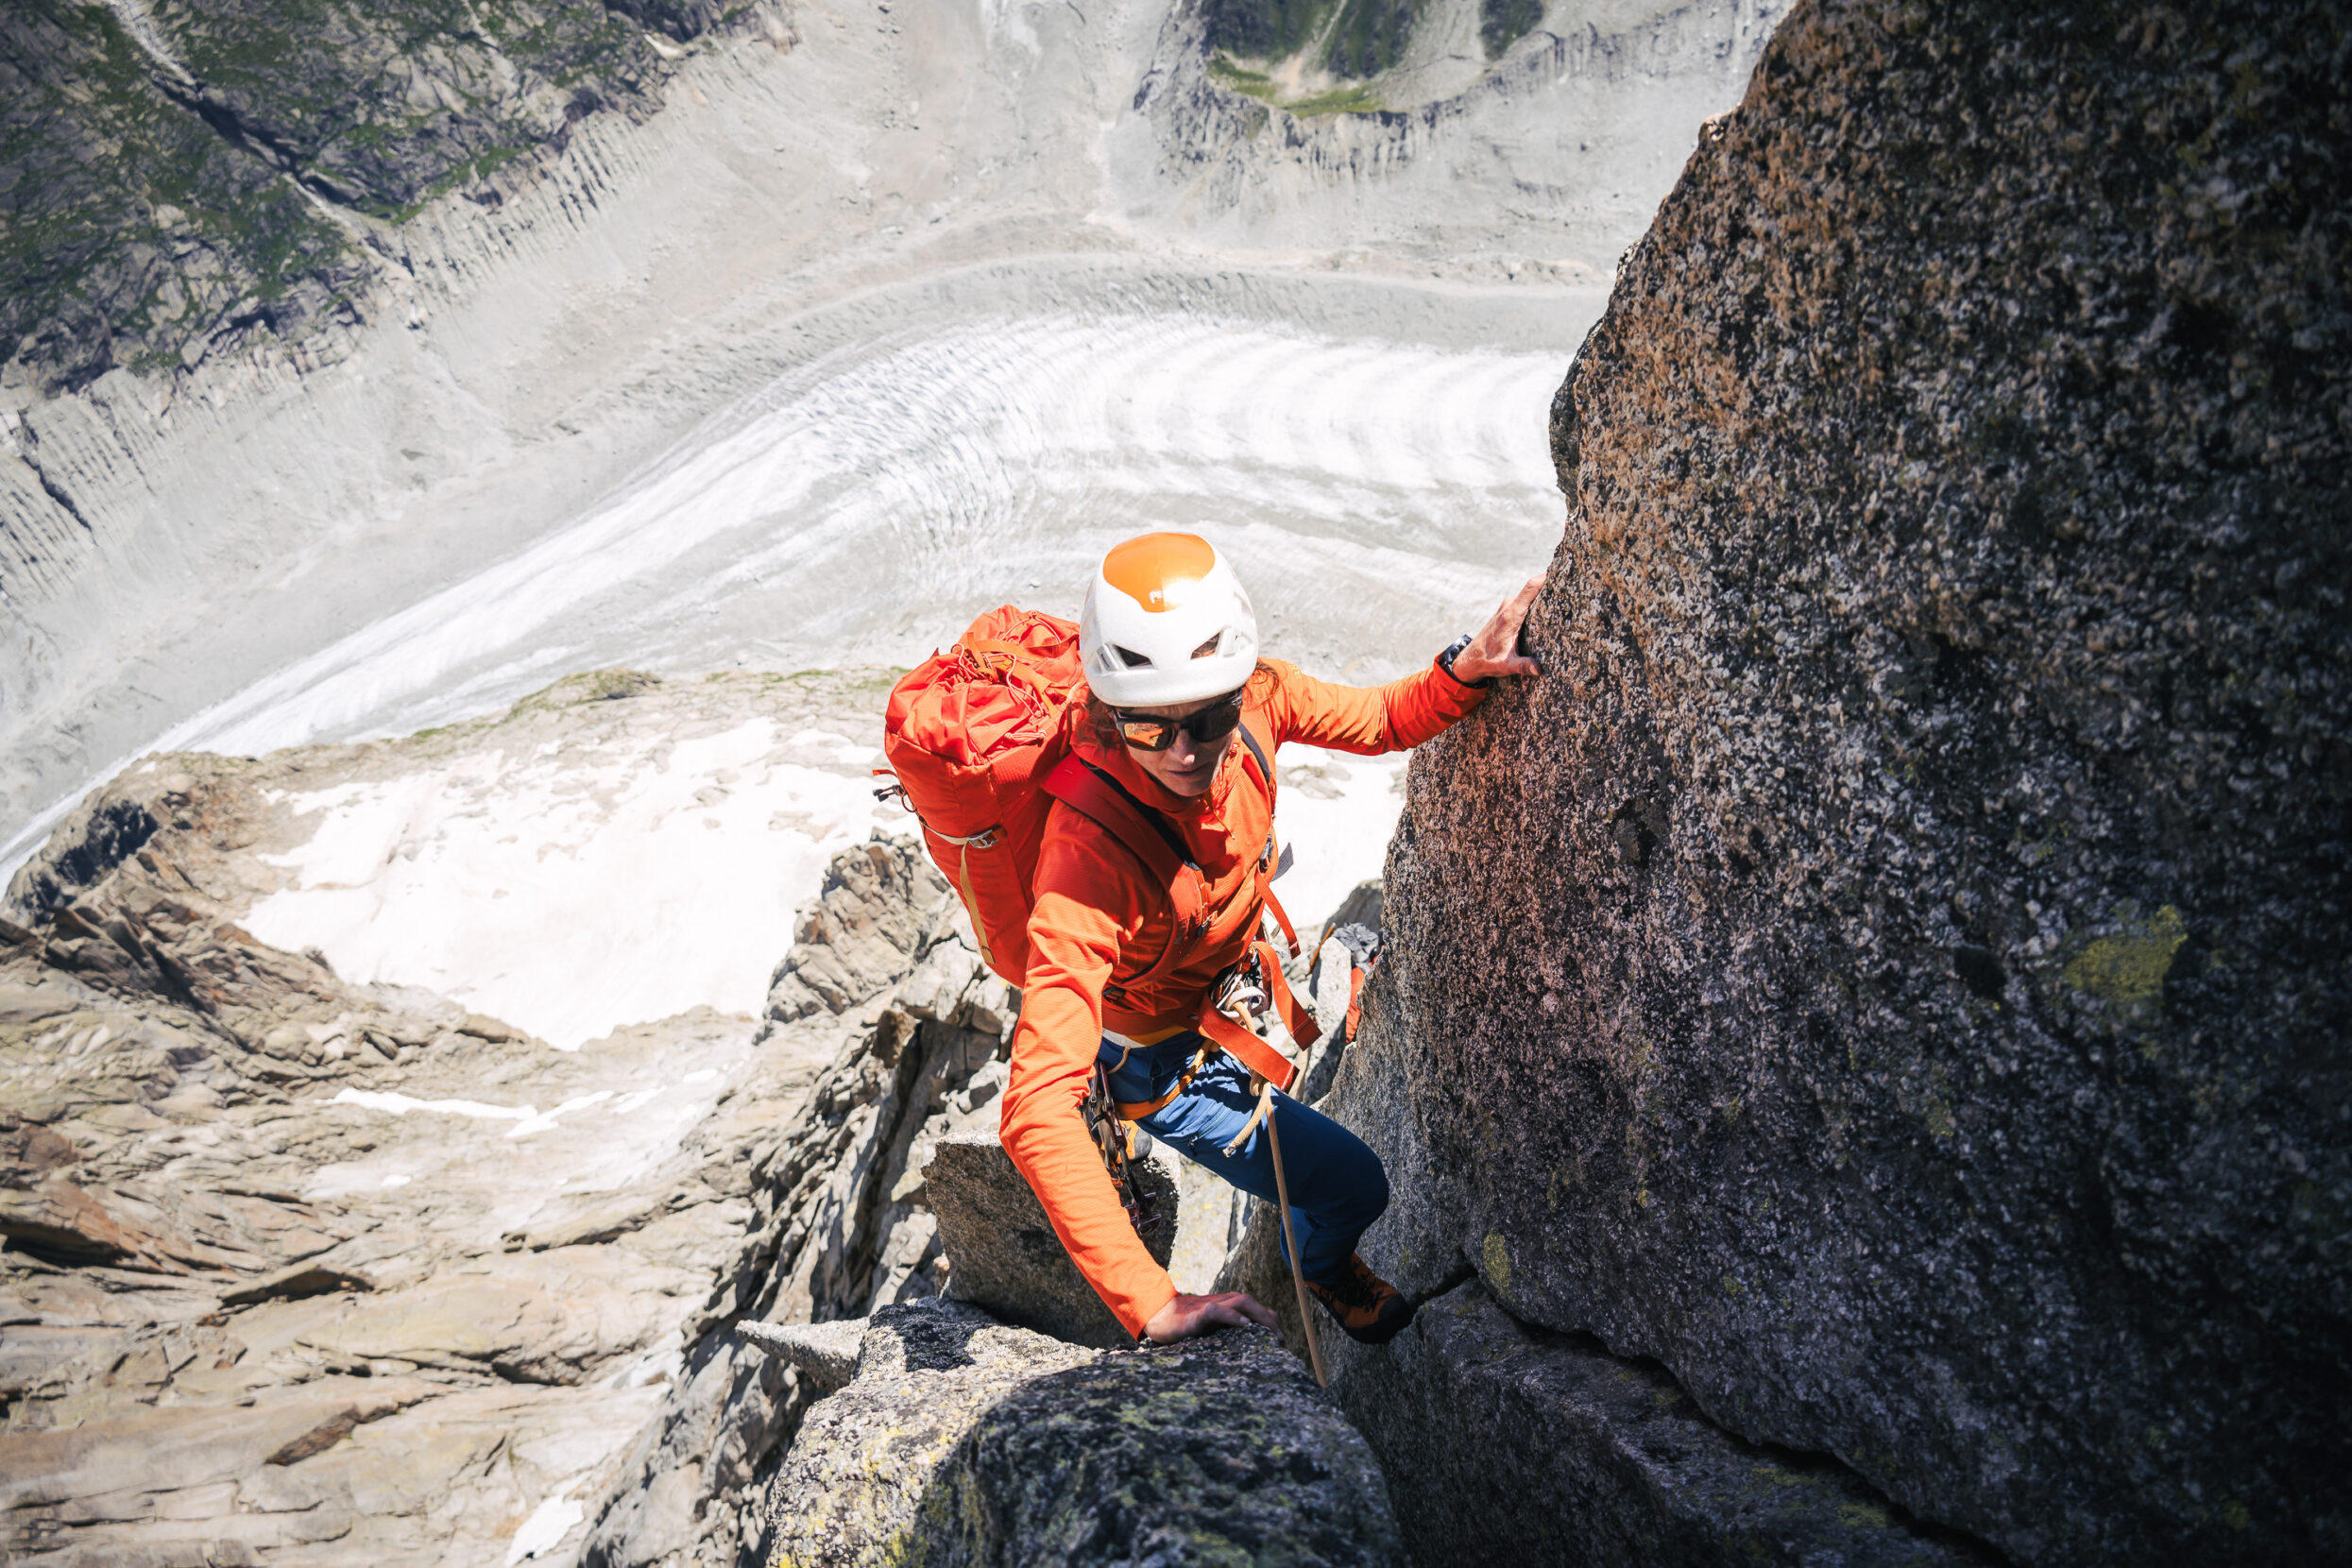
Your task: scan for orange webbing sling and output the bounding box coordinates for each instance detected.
[1207,723,1321,1090]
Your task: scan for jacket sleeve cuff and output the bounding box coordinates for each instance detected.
[1424,654,1491,720]
[1124,1277,1179,1342]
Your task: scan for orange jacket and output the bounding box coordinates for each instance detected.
[997,656,1489,1336]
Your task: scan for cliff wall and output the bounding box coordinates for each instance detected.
[1333,0,2350,1560]
[1119,0,1787,264]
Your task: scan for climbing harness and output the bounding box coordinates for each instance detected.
[1097,933,1331,1383]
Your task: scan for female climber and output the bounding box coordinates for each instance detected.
[997,532,1540,1346]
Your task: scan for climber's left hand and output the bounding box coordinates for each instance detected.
[1144,1290,1277,1343]
[1449,577,1543,683]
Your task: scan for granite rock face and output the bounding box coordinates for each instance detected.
[765,1299,1400,1568]
[762,840,952,1025]
[927,1129,1180,1348]
[1362,0,2351,1561]
[1349,1280,1983,1567]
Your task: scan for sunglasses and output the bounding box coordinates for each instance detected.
[1111,691,1246,752]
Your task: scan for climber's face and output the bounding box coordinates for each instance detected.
[1119,692,1240,797]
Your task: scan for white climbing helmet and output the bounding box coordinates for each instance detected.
[1079,532,1259,707]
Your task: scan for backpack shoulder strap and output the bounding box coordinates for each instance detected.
[1234,718,1273,802]
[1228,716,1302,957]
[1041,757,1209,997]
[1043,757,1190,879]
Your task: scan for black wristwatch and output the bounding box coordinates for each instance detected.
[1437,633,1492,688]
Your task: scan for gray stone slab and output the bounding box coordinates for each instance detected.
[735,1317,865,1397]
[924,1129,1178,1348]
[1346,1280,1985,1567]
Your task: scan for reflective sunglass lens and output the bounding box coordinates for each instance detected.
[1114,692,1243,752]
[1188,701,1243,741]
[1118,717,1176,750]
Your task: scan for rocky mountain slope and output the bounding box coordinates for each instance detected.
[1120,0,1789,264]
[1228,0,2347,1562]
[0,0,780,395]
[9,0,2343,1564]
[0,661,1365,1564]
[0,673,922,1563]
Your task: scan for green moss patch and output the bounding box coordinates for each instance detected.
[2063,904,2188,1009]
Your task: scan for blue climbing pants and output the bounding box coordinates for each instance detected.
[1099,1031,1386,1287]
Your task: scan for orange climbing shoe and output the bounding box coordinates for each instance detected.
[1304,1253,1415,1344]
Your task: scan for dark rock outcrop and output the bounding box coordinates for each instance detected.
[1337,0,2351,1562]
[1350,1279,1984,1566]
[0,2,358,394]
[765,1298,1400,1567]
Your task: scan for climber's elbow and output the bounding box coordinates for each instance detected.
[996,1076,1049,1167]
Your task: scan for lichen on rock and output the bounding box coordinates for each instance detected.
[763,1299,1400,1568]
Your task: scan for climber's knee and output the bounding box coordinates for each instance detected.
[1357,1150,1391,1224]
[1328,1142,1388,1234]
[1277,1100,1387,1231]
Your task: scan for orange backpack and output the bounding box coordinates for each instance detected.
[879,606,1316,1086]
[878,606,1089,984]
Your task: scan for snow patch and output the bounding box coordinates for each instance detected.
[330,1086,618,1138]
[246,719,898,1048]
[1271,745,1409,929]
[505,1490,587,1564]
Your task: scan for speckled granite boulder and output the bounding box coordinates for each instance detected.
[926,1129,1180,1348]
[764,1299,1398,1567]
[1357,0,2351,1562]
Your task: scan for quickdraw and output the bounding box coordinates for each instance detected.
[1082,1063,1162,1241]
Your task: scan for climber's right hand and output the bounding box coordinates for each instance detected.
[1143,1290,1277,1343]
